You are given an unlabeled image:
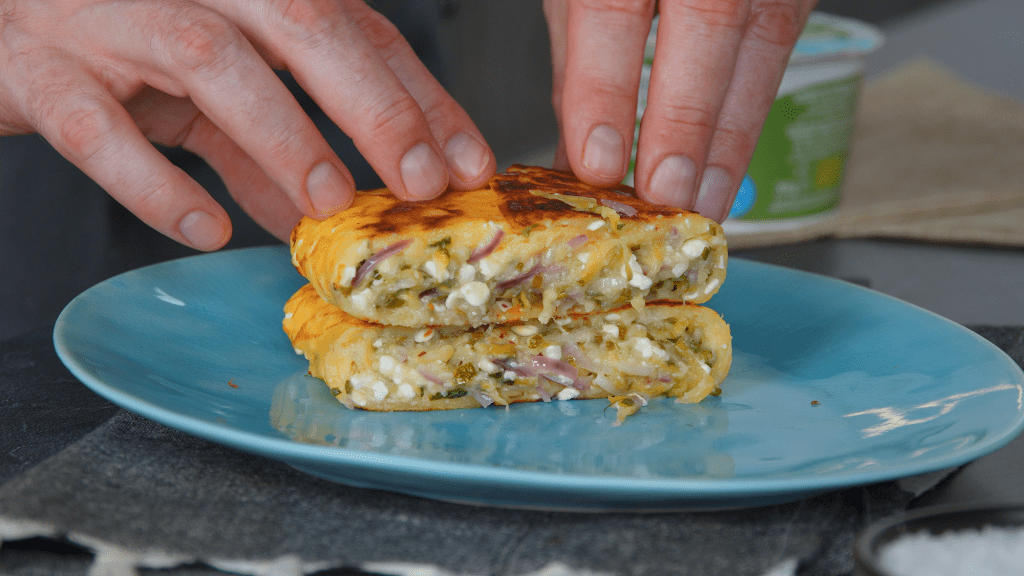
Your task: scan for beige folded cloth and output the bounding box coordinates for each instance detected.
[728,59,1024,250]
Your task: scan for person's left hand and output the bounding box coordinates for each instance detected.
[543,0,816,222]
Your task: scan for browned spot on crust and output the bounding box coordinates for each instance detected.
[493,165,685,228]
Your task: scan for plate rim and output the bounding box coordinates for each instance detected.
[53,246,1024,506]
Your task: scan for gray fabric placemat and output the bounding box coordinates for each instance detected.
[0,410,913,576]
[1,326,1021,576]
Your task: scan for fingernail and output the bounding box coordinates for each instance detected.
[401,142,448,199]
[693,166,732,221]
[444,132,489,183]
[307,161,352,216]
[180,210,229,251]
[582,124,625,179]
[647,155,697,207]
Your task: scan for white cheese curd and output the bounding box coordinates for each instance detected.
[703,278,721,295]
[459,281,490,307]
[556,388,581,401]
[591,275,627,297]
[477,359,500,374]
[397,383,416,399]
[414,328,435,343]
[542,345,562,360]
[372,338,383,348]
[478,257,500,279]
[503,370,518,381]
[423,260,444,281]
[349,373,375,390]
[587,220,606,231]
[458,263,476,283]
[512,325,539,337]
[349,289,373,312]
[626,255,653,290]
[701,362,712,374]
[371,380,389,401]
[605,313,621,321]
[602,324,620,339]
[629,336,667,360]
[350,389,368,407]
[284,312,293,319]
[681,238,709,259]
[593,374,618,394]
[293,347,303,355]
[378,355,397,375]
[671,262,689,277]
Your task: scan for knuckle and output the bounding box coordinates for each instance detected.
[58,101,108,160]
[747,1,802,48]
[260,122,309,164]
[159,6,241,75]
[35,84,114,164]
[707,120,757,156]
[651,100,718,136]
[362,93,422,139]
[268,0,338,43]
[685,0,748,29]
[577,0,651,17]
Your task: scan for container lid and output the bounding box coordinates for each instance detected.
[645,12,883,64]
[790,12,884,65]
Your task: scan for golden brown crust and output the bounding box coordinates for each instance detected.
[290,165,727,326]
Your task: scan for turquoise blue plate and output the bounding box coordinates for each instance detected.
[54,246,1024,511]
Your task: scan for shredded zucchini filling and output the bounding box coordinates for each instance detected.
[330,221,725,326]
[316,308,724,413]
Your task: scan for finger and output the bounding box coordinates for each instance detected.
[19,51,231,250]
[543,0,571,171]
[343,1,495,190]
[632,0,748,212]
[693,1,809,222]
[204,0,458,199]
[103,1,356,217]
[126,88,302,242]
[559,0,656,185]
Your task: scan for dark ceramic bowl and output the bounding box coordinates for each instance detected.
[854,502,1024,576]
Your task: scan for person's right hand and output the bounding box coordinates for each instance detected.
[0,0,496,250]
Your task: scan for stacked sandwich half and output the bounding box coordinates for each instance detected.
[283,165,732,422]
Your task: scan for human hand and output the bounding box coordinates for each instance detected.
[0,0,495,249]
[543,0,816,222]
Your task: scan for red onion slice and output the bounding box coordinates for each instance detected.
[567,234,588,249]
[492,358,534,378]
[570,376,592,391]
[535,385,552,402]
[494,263,541,292]
[416,368,444,385]
[527,355,578,386]
[469,387,494,408]
[352,239,411,287]
[600,198,638,217]
[468,229,505,263]
[561,343,602,374]
[495,264,564,293]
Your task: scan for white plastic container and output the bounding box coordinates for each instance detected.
[627,13,883,232]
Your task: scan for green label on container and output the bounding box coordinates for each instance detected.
[741,74,862,220]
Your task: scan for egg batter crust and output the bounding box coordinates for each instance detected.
[291,165,728,327]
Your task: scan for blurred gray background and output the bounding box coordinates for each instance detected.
[0,0,962,340]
